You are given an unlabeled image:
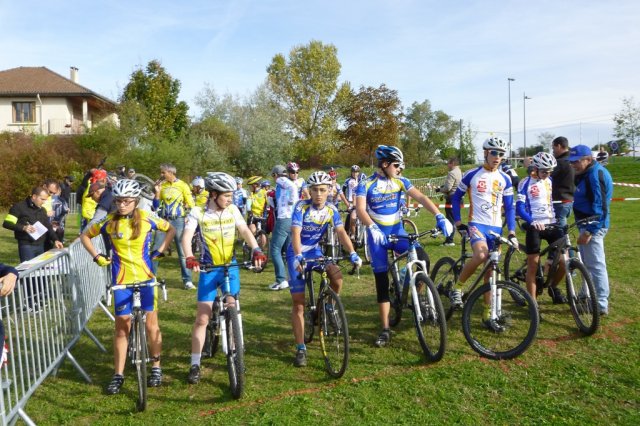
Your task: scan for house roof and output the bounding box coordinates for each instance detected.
[0,66,116,106]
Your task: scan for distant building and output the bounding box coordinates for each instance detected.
[0,66,117,134]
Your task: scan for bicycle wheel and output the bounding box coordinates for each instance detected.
[430,257,457,320]
[255,230,270,260]
[412,273,447,362]
[402,218,419,235]
[202,315,220,358]
[318,288,349,378]
[133,174,157,201]
[503,244,527,285]
[388,270,403,327]
[461,280,538,360]
[565,259,599,335]
[133,311,148,412]
[225,306,245,399]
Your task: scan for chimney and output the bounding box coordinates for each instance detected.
[70,66,79,83]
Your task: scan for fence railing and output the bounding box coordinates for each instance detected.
[408,176,447,202]
[0,236,110,425]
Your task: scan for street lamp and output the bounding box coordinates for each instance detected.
[523,93,532,158]
[508,78,515,162]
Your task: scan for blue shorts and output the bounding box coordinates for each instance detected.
[467,222,503,251]
[368,222,412,274]
[114,284,157,316]
[197,266,240,302]
[286,247,323,294]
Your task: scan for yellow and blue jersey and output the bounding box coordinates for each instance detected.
[193,189,209,209]
[290,200,343,253]
[249,188,267,217]
[156,179,194,218]
[355,174,412,228]
[85,210,171,285]
[185,205,246,265]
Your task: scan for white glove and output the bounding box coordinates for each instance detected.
[435,213,454,238]
[367,223,387,245]
[349,251,363,268]
[293,254,305,271]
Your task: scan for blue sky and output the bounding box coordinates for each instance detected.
[2,0,639,154]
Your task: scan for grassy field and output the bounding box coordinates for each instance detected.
[3,158,639,425]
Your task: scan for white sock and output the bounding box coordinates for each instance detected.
[191,353,201,366]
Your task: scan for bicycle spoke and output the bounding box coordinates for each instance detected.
[566,259,600,335]
[412,274,447,362]
[225,307,245,399]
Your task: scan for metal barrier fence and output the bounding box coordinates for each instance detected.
[0,237,110,425]
[408,176,447,202]
[69,193,77,214]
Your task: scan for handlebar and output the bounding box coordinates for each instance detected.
[487,231,519,249]
[200,261,263,273]
[388,228,437,243]
[108,279,167,305]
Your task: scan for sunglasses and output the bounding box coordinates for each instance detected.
[115,198,136,206]
[390,162,405,169]
[488,150,505,157]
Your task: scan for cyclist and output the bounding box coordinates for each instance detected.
[191,177,208,209]
[233,177,248,216]
[181,172,266,384]
[516,152,567,307]
[356,145,453,347]
[343,165,367,238]
[287,171,362,367]
[287,162,310,200]
[246,176,268,247]
[449,137,518,328]
[327,168,348,207]
[80,179,175,395]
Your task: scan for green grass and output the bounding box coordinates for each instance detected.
[3,158,640,424]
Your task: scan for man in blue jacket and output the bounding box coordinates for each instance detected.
[569,145,613,315]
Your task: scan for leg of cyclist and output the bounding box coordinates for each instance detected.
[107,290,133,395]
[326,264,343,294]
[286,250,308,367]
[450,240,489,308]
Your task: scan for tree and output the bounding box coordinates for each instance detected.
[613,96,640,156]
[537,131,555,152]
[439,121,477,164]
[266,40,349,164]
[402,100,458,166]
[516,144,545,157]
[339,84,403,166]
[120,60,189,141]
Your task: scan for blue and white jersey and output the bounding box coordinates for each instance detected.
[516,176,555,225]
[291,200,343,253]
[275,176,300,219]
[326,183,344,206]
[451,166,515,231]
[355,174,413,228]
[232,188,247,213]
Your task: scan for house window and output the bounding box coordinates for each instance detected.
[13,102,35,123]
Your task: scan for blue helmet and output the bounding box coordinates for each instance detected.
[260,179,271,188]
[375,145,404,163]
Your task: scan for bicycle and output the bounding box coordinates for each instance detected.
[300,255,350,378]
[344,208,370,264]
[503,216,600,335]
[107,279,168,412]
[431,229,538,359]
[401,206,420,235]
[386,230,447,362]
[319,221,342,261]
[199,261,260,399]
[242,217,269,266]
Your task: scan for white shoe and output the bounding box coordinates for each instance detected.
[269,281,289,290]
[184,281,196,290]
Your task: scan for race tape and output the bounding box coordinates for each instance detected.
[613,182,640,188]
[410,198,639,210]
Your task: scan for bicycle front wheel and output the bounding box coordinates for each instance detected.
[430,257,457,320]
[319,288,349,378]
[566,259,600,335]
[402,218,419,235]
[133,311,148,412]
[503,244,527,286]
[202,316,219,358]
[225,307,245,399]
[412,273,447,362]
[461,280,538,360]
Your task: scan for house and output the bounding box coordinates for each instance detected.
[0,66,117,134]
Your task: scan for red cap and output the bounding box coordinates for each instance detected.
[91,169,107,183]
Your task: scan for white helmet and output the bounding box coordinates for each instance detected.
[112,179,141,198]
[532,152,557,170]
[307,171,332,186]
[191,177,205,188]
[482,136,508,152]
[204,172,237,193]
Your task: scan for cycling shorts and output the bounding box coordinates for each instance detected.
[248,214,267,228]
[197,265,240,302]
[467,222,503,251]
[114,284,157,316]
[367,223,412,274]
[523,224,564,256]
[286,247,323,294]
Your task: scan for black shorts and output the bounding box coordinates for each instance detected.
[524,225,564,255]
[248,214,266,228]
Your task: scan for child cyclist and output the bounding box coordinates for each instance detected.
[80,179,175,395]
[287,171,362,367]
[356,145,453,348]
[516,151,567,308]
[449,137,519,329]
[181,172,267,384]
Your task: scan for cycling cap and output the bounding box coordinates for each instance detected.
[235,176,243,184]
[272,165,287,176]
[247,176,262,185]
[286,162,300,173]
[204,172,237,193]
[260,180,271,187]
[112,179,141,198]
[375,145,404,163]
[191,177,205,188]
[531,152,557,170]
[482,136,508,152]
[351,165,361,172]
[307,171,332,186]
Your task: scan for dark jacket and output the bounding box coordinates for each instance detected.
[551,151,575,202]
[2,197,60,245]
[0,263,18,279]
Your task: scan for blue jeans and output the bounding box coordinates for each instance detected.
[578,228,609,312]
[553,202,573,227]
[18,243,45,262]
[269,218,292,284]
[152,217,192,284]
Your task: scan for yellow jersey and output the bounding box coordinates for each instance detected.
[249,188,267,217]
[185,205,246,265]
[157,179,194,218]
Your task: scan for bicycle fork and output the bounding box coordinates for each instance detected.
[406,256,431,322]
[487,254,503,321]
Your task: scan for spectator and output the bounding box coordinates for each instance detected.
[569,144,613,315]
[50,184,70,243]
[60,175,74,206]
[437,158,462,246]
[551,136,576,227]
[79,169,108,231]
[86,181,115,227]
[42,179,60,219]
[127,168,136,179]
[2,186,64,262]
[0,263,19,366]
[116,165,126,178]
[596,146,609,165]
